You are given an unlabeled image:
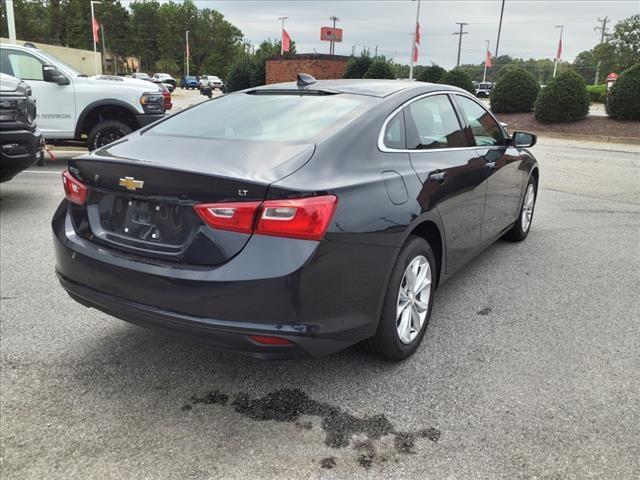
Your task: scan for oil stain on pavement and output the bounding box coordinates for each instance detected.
[183,388,440,469]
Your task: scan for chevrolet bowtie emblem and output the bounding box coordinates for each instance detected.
[119,176,144,191]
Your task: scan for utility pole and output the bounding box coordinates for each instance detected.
[5,0,16,43]
[278,16,288,55]
[329,16,339,54]
[452,22,469,68]
[593,16,609,84]
[494,0,505,67]
[90,1,102,75]
[408,0,421,80]
[100,23,106,74]
[185,30,190,76]
[553,24,563,78]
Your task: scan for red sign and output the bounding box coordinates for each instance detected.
[321,27,343,42]
[606,72,619,82]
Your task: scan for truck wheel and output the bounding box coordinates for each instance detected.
[87,120,132,151]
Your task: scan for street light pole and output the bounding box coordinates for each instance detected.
[5,0,17,44]
[408,0,421,80]
[90,1,102,75]
[278,17,288,55]
[553,24,564,78]
[185,30,190,76]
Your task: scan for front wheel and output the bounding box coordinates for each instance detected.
[87,120,133,151]
[365,236,436,361]
[504,176,537,242]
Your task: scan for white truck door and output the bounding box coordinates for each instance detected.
[1,48,76,138]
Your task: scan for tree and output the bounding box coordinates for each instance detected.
[535,71,590,123]
[611,14,640,69]
[490,68,540,113]
[343,54,373,79]
[363,59,395,79]
[606,63,640,120]
[226,56,256,92]
[573,50,596,83]
[417,65,446,83]
[438,68,474,93]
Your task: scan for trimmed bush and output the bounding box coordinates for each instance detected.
[490,68,540,113]
[343,55,373,79]
[534,71,590,123]
[586,84,607,103]
[363,60,396,79]
[438,68,474,94]
[606,64,640,120]
[418,65,445,83]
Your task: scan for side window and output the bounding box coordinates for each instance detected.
[456,95,504,147]
[405,95,466,150]
[7,52,44,81]
[383,111,405,149]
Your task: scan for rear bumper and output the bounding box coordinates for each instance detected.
[0,127,42,182]
[53,201,397,358]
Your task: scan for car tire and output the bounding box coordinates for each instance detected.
[365,235,436,361]
[87,120,133,151]
[504,176,537,242]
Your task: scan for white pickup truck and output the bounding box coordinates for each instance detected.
[0,44,167,150]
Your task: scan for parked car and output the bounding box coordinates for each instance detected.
[199,75,224,90]
[159,83,172,110]
[0,73,42,182]
[153,73,176,88]
[475,82,493,98]
[181,75,199,89]
[131,72,150,80]
[0,45,167,151]
[53,77,539,361]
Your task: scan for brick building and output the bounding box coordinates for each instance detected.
[266,54,350,84]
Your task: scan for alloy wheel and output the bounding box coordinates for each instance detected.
[396,255,431,344]
[521,183,535,232]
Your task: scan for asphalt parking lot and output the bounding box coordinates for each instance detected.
[1,137,639,479]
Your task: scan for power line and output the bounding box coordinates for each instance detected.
[452,22,468,68]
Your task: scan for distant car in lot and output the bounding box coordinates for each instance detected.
[181,75,199,89]
[475,81,493,98]
[153,73,176,88]
[131,72,150,80]
[199,75,225,98]
[53,76,539,361]
[0,73,42,182]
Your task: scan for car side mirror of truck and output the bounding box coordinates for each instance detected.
[43,65,70,85]
[511,131,537,148]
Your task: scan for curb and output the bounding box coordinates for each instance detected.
[535,131,640,146]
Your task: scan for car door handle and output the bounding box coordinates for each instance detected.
[485,161,497,170]
[428,171,447,184]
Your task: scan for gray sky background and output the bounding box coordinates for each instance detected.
[195,0,638,68]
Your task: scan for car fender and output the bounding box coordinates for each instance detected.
[74,100,141,138]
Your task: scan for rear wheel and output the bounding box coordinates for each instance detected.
[365,236,436,361]
[504,176,537,242]
[87,120,133,151]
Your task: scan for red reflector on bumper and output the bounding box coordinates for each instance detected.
[248,335,293,346]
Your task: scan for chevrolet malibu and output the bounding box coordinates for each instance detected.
[53,76,539,361]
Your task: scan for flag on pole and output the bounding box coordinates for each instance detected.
[485,49,492,68]
[556,37,562,59]
[282,29,291,53]
[92,16,100,44]
[415,21,421,45]
[413,44,419,63]
[412,21,421,62]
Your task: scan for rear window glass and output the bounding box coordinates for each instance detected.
[147,93,369,142]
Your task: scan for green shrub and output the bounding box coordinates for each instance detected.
[418,65,445,83]
[606,64,640,120]
[343,54,373,79]
[363,60,396,79]
[490,68,540,113]
[438,68,474,94]
[586,84,607,103]
[225,57,256,92]
[534,71,590,123]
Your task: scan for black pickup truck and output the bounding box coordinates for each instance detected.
[1,73,42,182]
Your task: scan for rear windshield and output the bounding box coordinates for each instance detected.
[146,92,370,143]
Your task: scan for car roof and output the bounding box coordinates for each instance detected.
[250,79,460,98]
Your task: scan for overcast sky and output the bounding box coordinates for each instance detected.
[196,0,638,68]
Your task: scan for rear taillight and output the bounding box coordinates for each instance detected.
[193,201,261,234]
[62,170,88,205]
[193,195,337,241]
[255,196,338,240]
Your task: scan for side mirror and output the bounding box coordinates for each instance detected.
[511,131,537,148]
[42,64,69,85]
